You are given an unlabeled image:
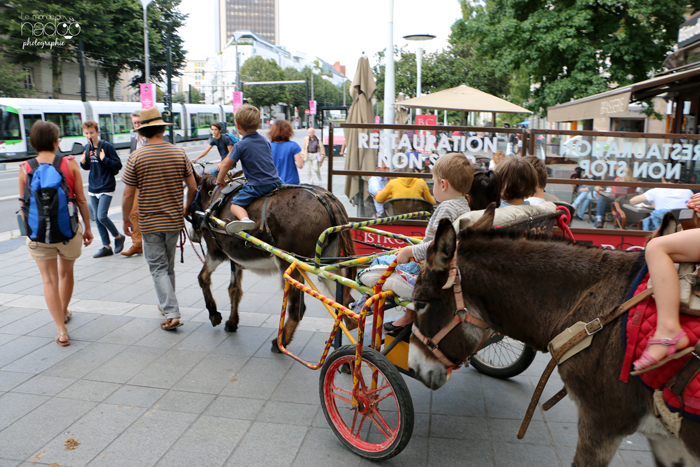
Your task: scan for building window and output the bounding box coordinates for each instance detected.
[611,118,645,132]
[23,67,33,90]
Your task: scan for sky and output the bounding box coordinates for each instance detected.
[178,0,464,79]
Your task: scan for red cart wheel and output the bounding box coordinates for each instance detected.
[320,345,413,461]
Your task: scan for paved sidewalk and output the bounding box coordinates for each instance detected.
[0,232,657,467]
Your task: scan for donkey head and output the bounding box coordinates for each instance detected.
[409,205,496,390]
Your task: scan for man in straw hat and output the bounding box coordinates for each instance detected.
[121,107,197,331]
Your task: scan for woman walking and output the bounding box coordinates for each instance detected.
[19,121,93,346]
[268,120,302,184]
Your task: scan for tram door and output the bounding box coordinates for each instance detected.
[98,114,113,143]
[23,114,42,155]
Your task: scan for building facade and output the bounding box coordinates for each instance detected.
[19,57,120,101]
[217,0,279,52]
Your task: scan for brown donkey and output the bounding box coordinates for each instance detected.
[410,210,699,466]
[192,172,355,351]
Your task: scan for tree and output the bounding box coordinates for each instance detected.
[189,86,202,103]
[456,0,700,114]
[0,53,30,97]
[0,0,188,100]
[240,56,285,108]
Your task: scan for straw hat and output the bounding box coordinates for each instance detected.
[138,106,173,128]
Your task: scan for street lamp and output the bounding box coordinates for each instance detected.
[403,34,435,116]
[140,0,153,84]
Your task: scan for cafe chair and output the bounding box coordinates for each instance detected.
[382,198,435,217]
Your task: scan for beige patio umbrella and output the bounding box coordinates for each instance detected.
[399,85,531,113]
[344,56,378,210]
[394,92,409,124]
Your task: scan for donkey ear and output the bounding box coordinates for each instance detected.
[470,202,496,231]
[426,218,457,273]
[652,211,678,238]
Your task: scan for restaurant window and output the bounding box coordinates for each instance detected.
[686,46,700,66]
[610,118,645,132]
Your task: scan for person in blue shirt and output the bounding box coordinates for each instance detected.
[267,119,302,184]
[216,105,283,234]
[367,161,389,216]
[79,120,125,258]
[191,122,235,176]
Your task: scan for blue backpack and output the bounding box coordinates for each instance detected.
[225,133,239,146]
[22,155,78,244]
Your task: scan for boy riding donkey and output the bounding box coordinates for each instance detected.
[215,105,283,234]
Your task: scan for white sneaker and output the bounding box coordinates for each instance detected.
[225,219,256,235]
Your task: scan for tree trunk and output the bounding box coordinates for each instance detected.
[51,51,63,99]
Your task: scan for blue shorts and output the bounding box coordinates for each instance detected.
[232,181,283,207]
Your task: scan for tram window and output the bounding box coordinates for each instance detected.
[23,114,42,138]
[164,113,181,129]
[190,114,197,137]
[0,109,21,140]
[225,112,235,127]
[199,113,214,128]
[45,113,83,137]
[113,113,132,134]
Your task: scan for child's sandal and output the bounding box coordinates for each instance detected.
[631,330,691,375]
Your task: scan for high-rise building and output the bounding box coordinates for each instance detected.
[216,0,279,52]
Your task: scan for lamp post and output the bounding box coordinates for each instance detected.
[140,0,153,84]
[403,34,435,117]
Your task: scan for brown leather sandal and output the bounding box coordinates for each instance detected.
[161,319,183,331]
[64,309,73,324]
[55,333,70,347]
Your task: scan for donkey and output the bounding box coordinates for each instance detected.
[191,172,355,351]
[409,208,700,467]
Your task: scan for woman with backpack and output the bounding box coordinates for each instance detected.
[19,121,93,347]
[80,120,125,258]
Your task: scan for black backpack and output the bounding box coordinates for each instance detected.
[22,155,79,244]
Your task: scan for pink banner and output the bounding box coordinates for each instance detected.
[140,83,154,109]
[375,115,380,124]
[232,91,243,112]
[309,100,317,115]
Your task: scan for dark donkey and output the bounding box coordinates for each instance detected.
[409,209,699,467]
[191,171,355,351]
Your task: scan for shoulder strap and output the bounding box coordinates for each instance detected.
[52,154,65,172]
[27,158,39,172]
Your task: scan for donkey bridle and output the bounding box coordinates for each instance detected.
[411,255,493,377]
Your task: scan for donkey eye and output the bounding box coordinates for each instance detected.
[413,301,428,315]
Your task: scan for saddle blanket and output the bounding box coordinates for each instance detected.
[620,274,700,421]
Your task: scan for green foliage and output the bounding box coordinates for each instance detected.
[172,92,186,103]
[0,0,188,100]
[0,53,30,97]
[241,56,285,108]
[189,86,202,103]
[456,0,700,115]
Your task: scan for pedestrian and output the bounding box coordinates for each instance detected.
[368,161,390,217]
[215,104,283,233]
[121,110,145,257]
[301,127,325,185]
[121,107,197,331]
[80,120,125,258]
[268,119,302,184]
[19,121,93,347]
[191,122,235,176]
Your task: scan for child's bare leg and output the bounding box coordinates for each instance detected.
[230,204,249,221]
[225,204,256,234]
[391,307,414,327]
[641,229,700,363]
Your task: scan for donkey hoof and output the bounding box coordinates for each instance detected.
[209,312,222,327]
[270,338,282,353]
[224,321,238,332]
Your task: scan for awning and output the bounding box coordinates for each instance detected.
[399,85,530,114]
[547,65,700,122]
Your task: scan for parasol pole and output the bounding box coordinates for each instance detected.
[383,0,395,169]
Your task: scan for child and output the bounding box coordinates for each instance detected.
[632,192,700,372]
[523,155,547,205]
[494,157,538,207]
[79,120,125,258]
[375,166,436,205]
[383,153,474,332]
[216,105,283,233]
[468,169,502,211]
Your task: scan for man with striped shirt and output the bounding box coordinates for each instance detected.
[121,107,197,331]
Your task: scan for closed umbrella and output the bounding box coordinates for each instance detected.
[344,56,378,213]
[395,92,409,124]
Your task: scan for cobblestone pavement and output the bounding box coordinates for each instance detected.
[0,162,656,466]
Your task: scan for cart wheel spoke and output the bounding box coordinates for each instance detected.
[330,383,354,405]
[368,408,394,439]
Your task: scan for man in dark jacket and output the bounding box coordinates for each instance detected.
[80,120,125,258]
